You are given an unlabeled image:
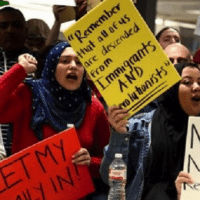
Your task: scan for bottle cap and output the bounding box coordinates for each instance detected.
[115,153,123,158]
[67,124,74,128]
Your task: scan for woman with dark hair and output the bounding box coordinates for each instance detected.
[100,62,200,200]
[156,27,181,49]
[0,41,110,199]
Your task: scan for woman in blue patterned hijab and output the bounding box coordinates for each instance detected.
[26,41,91,140]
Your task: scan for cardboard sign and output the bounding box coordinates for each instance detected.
[0,128,94,200]
[182,117,200,200]
[63,0,181,117]
[57,6,76,23]
[194,16,200,36]
[87,0,102,12]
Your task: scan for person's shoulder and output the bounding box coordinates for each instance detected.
[17,82,32,94]
[130,109,155,122]
[91,96,103,106]
[89,96,106,114]
[136,109,155,119]
[131,101,157,120]
[128,108,155,133]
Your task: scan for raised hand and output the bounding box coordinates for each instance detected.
[18,54,37,74]
[75,0,87,20]
[53,5,67,23]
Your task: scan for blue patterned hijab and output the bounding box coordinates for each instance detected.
[26,42,91,140]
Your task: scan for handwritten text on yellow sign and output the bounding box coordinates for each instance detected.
[64,0,181,116]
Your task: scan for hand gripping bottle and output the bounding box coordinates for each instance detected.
[108,153,127,200]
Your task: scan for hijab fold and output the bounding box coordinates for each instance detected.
[25,42,91,140]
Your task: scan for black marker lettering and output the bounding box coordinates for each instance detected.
[0,153,30,190]
[53,139,66,162]
[33,182,46,200]
[57,167,74,190]
[35,145,58,173]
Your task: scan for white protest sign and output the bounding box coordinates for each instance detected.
[182,116,200,200]
[194,16,200,36]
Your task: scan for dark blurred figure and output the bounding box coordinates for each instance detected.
[25,18,52,79]
[0,6,34,77]
[25,18,50,54]
[0,6,34,157]
[193,48,200,64]
[0,7,26,54]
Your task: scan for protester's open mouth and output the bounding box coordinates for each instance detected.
[191,96,200,102]
[66,74,77,80]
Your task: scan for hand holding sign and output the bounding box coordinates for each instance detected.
[181,117,200,200]
[53,5,70,23]
[0,127,94,200]
[75,0,87,20]
[72,147,91,166]
[175,171,194,200]
[108,106,130,133]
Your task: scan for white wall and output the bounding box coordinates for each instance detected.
[8,1,76,31]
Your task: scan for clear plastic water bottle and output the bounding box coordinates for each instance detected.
[108,153,127,200]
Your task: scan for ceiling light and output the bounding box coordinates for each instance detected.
[155,18,163,25]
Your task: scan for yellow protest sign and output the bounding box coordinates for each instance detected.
[64,0,181,116]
